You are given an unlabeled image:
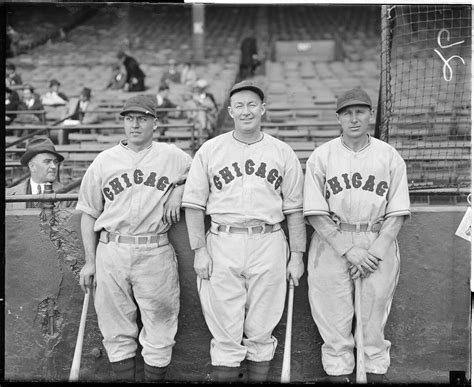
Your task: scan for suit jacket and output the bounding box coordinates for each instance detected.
[5,179,74,210]
[67,98,100,124]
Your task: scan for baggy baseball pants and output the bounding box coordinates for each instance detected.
[198,226,289,367]
[307,230,400,375]
[94,238,180,367]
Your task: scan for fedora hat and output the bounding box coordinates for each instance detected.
[20,136,64,166]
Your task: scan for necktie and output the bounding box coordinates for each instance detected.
[37,185,42,194]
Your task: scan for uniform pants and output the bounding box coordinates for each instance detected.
[307,231,400,375]
[198,228,289,367]
[95,240,180,367]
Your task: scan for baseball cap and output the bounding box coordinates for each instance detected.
[336,88,372,113]
[230,80,265,101]
[120,95,158,118]
[20,136,64,166]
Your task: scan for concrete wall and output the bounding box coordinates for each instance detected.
[4,207,470,383]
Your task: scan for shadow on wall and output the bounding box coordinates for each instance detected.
[4,207,471,383]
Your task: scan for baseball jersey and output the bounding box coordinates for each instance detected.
[304,135,410,223]
[77,140,192,235]
[182,131,304,226]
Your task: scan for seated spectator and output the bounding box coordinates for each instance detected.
[5,86,20,125]
[155,84,180,123]
[105,62,127,90]
[41,79,69,106]
[6,62,22,87]
[239,35,260,78]
[6,136,73,209]
[185,79,219,138]
[64,87,100,125]
[15,84,45,124]
[160,59,181,87]
[180,62,197,87]
[117,50,146,92]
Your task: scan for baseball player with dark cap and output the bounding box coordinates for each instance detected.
[182,80,306,382]
[303,87,410,383]
[77,94,192,382]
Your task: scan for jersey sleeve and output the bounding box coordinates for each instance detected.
[182,148,210,211]
[281,147,304,215]
[385,150,411,218]
[76,160,104,219]
[303,149,331,217]
[171,145,193,184]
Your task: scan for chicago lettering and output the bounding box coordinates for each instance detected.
[213,159,283,190]
[325,172,388,198]
[103,169,170,201]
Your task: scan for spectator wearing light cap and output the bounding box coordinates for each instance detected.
[41,79,69,107]
[77,94,192,382]
[186,79,219,138]
[6,136,72,209]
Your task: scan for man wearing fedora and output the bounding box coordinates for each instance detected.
[6,136,69,209]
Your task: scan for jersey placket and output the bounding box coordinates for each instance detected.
[242,144,252,222]
[130,155,142,231]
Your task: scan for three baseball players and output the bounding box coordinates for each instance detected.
[77,84,409,383]
[77,95,192,382]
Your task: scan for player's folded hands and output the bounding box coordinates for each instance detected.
[345,246,379,274]
[286,252,305,286]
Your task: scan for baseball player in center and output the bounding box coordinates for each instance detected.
[303,88,410,383]
[182,80,306,382]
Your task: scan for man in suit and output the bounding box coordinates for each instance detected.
[6,136,71,209]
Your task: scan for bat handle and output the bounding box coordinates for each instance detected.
[355,277,367,384]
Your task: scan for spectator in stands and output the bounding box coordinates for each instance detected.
[6,25,20,58]
[239,35,260,79]
[5,86,20,125]
[180,62,197,87]
[65,87,100,125]
[160,59,181,87]
[155,84,180,124]
[16,84,45,124]
[105,63,128,90]
[185,79,219,138]
[41,79,69,107]
[117,50,146,92]
[6,136,72,209]
[6,62,22,87]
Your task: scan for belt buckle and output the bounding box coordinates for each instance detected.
[102,231,110,243]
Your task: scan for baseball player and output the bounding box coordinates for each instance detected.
[303,87,410,383]
[182,80,306,382]
[77,95,192,382]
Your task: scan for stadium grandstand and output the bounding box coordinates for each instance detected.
[4,2,471,384]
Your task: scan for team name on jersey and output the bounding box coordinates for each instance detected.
[325,172,388,199]
[103,169,170,201]
[213,159,283,191]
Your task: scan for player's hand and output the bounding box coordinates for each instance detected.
[286,252,305,286]
[345,246,379,275]
[163,187,183,225]
[79,260,96,293]
[194,247,213,280]
[348,264,368,280]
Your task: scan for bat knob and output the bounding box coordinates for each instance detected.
[90,347,102,358]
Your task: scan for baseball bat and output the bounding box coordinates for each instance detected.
[69,288,91,382]
[354,277,367,384]
[281,279,295,383]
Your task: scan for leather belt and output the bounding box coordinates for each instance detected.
[338,222,382,233]
[100,231,169,246]
[212,223,281,235]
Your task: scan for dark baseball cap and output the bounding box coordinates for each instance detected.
[20,136,64,166]
[120,95,158,118]
[336,88,372,113]
[229,80,265,101]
